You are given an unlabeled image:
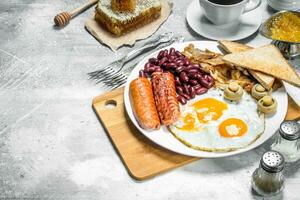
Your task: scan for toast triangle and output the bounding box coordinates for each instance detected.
[223,44,300,87]
[218,41,275,90]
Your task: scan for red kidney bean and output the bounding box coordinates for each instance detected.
[189,79,198,86]
[144,62,152,69]
[176,86,184,94]
[189,87,195,99]
[186,65,200,71]
[193,85,202,91]
[163,49,169,57]
[183,60,190,66]
[183,84,190,95]
[177,95,187,105]
[189,72,201,79]
[158,57,168,66]
[155,67,163,72]
[169,47,176,56]
[139,70,146,77]
[148,58,158,65]
[174,59,183,66]
[180,72,189,83]
[191,63,200,68]
[167,55,176,62]
[181,93,191,100]
[176,66,185,73]
[205,75,214,83]
[175,76,181,86]
[157,50,164,59]
[188,69,200,74]
[198,77,214,88]
[148,66,155,73]
[195,87,208,95]
[175,51,183,57]
[168,63,177,70]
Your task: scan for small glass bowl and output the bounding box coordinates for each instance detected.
[259,10,300,59]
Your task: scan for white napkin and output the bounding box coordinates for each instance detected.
[283,82,300,106]
[284,59,300,106]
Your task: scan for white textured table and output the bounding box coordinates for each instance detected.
[0,0,299,199]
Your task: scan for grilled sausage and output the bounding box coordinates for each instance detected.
[129,77,160,130]
[151,72,180,125]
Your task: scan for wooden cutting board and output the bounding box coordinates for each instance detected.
[92,87,300,180]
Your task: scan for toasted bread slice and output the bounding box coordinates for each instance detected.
[218,41,275,90]
[223,44,300,87]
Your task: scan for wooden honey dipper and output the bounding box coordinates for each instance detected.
[54,0,98,27]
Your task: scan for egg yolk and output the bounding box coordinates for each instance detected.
[193,98,228,123]
[218,118,248,138]
[180,114,196,131]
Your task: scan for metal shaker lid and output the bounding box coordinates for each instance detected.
[279,120,300,141]
[261,151,284,173]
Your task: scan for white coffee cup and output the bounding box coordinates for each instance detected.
[199,0,262,25]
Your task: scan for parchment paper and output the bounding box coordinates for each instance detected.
[85,0,173,51]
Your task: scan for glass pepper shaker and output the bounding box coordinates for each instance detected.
[252,151,285,196]
[271,120,300,163]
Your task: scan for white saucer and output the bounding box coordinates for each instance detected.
[186,0,262,41]
[268,0,300,11]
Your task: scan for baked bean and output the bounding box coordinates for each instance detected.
[158,57,168,66]
[188,69,200,74]
[167,55,176,62]
[183,60,190,66]
[168,63,177,70]
[148,66,155,73]
[188,72,201,79]
[169,47,176,56]
[193,85,202,91]
[195,87,208,95]
[183,84,190,95]
[155,67,163,72]
[163,49,169,57]
[177,95,187,105]
[189,86,195,99]
[175,51,183,57]
[176,66,185,73]
[189,79,198,86]
[144,62,152,69]
[175,76,181,86]
[181,93,191,100]
[139,70,146,77]
[148,58,158,65]
[180,72,189,83]
[176,86,184,94]
[157,50,164,59]
[191,64,200,68]
[174,60,183,66]
[198,78,214,88]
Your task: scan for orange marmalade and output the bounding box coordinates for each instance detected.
[269,12,300,42]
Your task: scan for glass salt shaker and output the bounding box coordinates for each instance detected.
[271,120,300,163]
[252,151,285,196]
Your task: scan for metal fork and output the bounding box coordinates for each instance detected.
[103,35,185,90]
[88,32,174,80]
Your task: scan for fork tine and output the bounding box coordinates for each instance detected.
[103,76,126,85]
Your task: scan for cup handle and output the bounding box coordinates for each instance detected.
[243,0,261,13]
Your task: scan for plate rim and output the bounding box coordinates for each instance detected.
[123,40,288,158]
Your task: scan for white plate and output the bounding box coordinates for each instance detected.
[124,41,288,158]
[186,0,262,41]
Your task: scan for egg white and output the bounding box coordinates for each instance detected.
[169,88,265,152]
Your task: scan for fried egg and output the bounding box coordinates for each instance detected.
[169,88,265,152]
